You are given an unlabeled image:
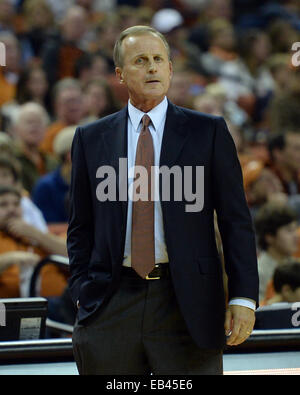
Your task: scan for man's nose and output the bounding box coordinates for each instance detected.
[7,206,17,216]
[148,59,157,73]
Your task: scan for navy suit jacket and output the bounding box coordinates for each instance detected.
[67,101,259,349]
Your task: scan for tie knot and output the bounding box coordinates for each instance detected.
[142,114,151,128]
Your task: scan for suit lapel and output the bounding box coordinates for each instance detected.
[101,106,128,225]
[159,101,190,169]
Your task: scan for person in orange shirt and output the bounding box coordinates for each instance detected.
[41,5,88,86]
[0,185,68,298]
[39,78,84,155]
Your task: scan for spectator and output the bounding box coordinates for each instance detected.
[255,201,299,302]
[81,78,120,124]
[254,262,300,329]
[74,52,112,87]
[40,78,84,154]
[42,5,89,86]
[200,18,238,76]
[12,102,58,194]
[267,68,300,135]
[168,68,204,108]
[188,0,233,54]
[0,154,48,232]
[1,65,50,126]
[268,262,300,305]
[243,161,285,215]
[205,82,249,127]
[89,53,110,80]
[33,126,76,223]
[75,0,104,49]
[0,185,67,298]
[20,0,56,61]
[0,0,17,32]
[266,54,291,96]
[0,185,40,298]
[15,65,50,108]
[267,130,300,196]
[268,20,299,55]
[218,29,274,120]
[193,92,224,116]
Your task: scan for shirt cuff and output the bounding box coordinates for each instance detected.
[228,298,256,311]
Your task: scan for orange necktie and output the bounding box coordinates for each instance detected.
[131,114,155,278]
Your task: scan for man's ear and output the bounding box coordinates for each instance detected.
[115,67,124,84]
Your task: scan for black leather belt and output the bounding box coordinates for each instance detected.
[122,263,170,280]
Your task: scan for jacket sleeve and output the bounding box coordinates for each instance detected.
[212,117,259,306]
[67,127,94,305]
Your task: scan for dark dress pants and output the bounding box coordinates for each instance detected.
[72,268,223,375]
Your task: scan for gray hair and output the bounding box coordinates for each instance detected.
[113,25,171,68]
[12,102,50,127]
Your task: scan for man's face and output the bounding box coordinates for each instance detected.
[250,168,284,204]
[16,110,46,147]
[57,88,83,124]
[268,221,299,256]
[84,84,107,116]
[116,33,173,110]
[63,10,87,42]
[0,193,21,230]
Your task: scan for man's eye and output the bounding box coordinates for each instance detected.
[136,58,144,64]
[155,56,162,61]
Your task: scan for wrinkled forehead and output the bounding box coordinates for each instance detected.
[121,33,169,61]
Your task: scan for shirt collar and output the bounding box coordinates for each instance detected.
[128,96,168,132]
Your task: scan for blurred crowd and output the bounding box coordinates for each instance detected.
[1,0,300,330]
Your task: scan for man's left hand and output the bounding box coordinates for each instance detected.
[225,305,255,346]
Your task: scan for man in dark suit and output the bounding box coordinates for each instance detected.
[68,25,259,375]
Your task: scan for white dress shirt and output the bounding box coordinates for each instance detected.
[123,97,256,311]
